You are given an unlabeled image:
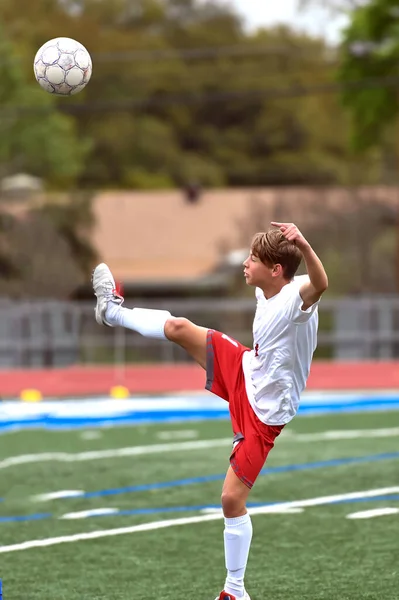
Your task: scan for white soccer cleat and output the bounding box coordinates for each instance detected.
[92,263,124,327]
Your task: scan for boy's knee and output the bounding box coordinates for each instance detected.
[221,489,246,518]
[164,317,191,342]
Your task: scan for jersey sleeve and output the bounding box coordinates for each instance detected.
[284,275,319,324]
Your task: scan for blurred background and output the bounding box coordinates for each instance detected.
[2,0,399,399]
[2,7,399,595]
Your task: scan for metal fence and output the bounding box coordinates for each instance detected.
[1,295,399,368]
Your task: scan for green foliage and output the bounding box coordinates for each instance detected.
[123,167,174,189]
[0,192,97,298]
[339,0,399,150]
[0,23,90,187]
[0,0,383,189]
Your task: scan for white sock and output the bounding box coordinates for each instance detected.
[223,513,253,598]
[105,303,171,340]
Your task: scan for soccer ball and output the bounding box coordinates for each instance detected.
[33,37,92,96]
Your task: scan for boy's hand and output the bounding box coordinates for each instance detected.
[270,222,310,251]
[272,221,328,306]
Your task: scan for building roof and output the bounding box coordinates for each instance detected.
[90,186,399,283]
[91,188,253,282]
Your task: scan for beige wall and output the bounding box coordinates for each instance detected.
[90,186,399,281]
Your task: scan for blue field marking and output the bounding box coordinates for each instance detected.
[1,393,399,432]
[2,496,399,525]
[81,473,225,498]
[0,513,51,523]
[76,451,399,499]
[0,451,393,507]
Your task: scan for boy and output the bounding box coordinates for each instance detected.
[92,222,328,600]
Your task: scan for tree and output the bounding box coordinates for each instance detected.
[338,0,399,150]
[0,211,86,298]
[34,192,98,277]
[0,0,387,188]
[0,192,98,298]
[0,25,90,187]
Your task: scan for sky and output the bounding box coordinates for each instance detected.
[228,0,349,44]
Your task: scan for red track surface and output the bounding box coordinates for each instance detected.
[1,361,399,398]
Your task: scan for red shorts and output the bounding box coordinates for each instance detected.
[205,329,284,489]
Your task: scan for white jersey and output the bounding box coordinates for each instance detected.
[241,275,319,425]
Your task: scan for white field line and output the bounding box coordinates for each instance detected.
[156,430,199,440]
[32,490,84,502]
[80,431,102,441]
[346,507,399,519]
[0,427,399,469]
[1,427,399,470]
[1,486,398,554]
[60,508,119,520]
[201,507,304,514]
[0,438,232,470]
[288,427,399,442]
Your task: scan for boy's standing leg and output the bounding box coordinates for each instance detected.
[219,467,253,600]
[92,263,254,600]
[206,329,283,600]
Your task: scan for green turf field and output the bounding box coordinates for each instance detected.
[1,410,399,600]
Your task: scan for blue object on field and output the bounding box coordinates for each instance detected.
[0,578,2,599]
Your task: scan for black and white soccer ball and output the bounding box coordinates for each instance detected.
[33,37,92,96]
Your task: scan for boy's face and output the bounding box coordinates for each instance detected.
[243,251,275,288]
